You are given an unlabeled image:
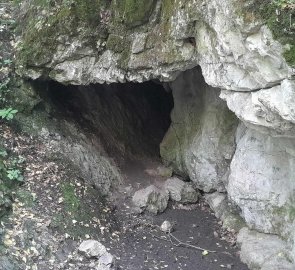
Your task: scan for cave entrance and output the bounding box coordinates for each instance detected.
[46,80,174,186]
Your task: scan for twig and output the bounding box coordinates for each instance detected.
[149,231,216,253]
[168,233,216,253]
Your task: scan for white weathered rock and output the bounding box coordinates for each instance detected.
[205,192,227,219]
[220,79,295,138]
[260,258,295,270]
[131,33,148,54]
[145,166,173,178]
[205,192,245,231]
[78,240,107,258]
[160,220,174,233]
[228,124,295,238]
[165,177,199,203]
[161,68,238,192]
[95,265,111,270]
[98,252,115,266]
[237,227,293,270]
[20,0,292,88]
[132,185,169,214]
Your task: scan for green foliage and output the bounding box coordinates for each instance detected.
[112,0,156,28]
[2,59,13,66]
[61,182,80,213]
[0,108,18,120]
[240,0,295,66]
[0,147,24,184]
[7,169,23,182]
[273,0,294,9]
[0,144,25,218]
[0,78,11,104]
[0,149,8,158]
[284,45,295,66]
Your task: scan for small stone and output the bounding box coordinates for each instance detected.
[160,220,173,233]
[78,240,107,258]
[99,252,114,266]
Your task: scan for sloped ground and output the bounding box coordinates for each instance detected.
[0,123,248,270]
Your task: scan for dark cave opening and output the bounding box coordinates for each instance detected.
[45,80,174,165]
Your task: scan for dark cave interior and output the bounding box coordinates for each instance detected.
[44,80,174,164]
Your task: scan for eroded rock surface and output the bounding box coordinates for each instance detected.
[228,124,295,239]
[161,68,238,192]
[132,185,169,214]
[237,227,293,270]
[16,0,293,89]
[165,177,199,203]
[12,0,295,269]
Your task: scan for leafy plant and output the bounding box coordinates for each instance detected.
[3,59,13,66]
[0,149,7,158]
[274,0,295,9]
[0,108,18,120]
[7,169,23,182]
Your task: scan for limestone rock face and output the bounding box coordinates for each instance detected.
[205,192,245,231]
[17,0,292,88]
[161,68,238,192]
[237,228,294,270]
[15,0,295,268]
[39,125,122,196]
[220,79,295,138]
[228,124,295,239]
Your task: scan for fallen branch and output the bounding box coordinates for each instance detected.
[149,231,216,253]
[132,217,221,254]
[168,233,216,253]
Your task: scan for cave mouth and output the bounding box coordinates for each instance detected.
[46,80,174,172]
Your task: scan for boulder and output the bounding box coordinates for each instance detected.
[220,79,295,138]
[78,240,107,258]
[132,185,169,214]
[165,177,199,203]
[228,124,295,238]
[237,227,293,270]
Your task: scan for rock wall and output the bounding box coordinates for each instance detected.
[15,0,295,268]
[16,0,293,87]
[228,124,295,237]
[160,67,238,192]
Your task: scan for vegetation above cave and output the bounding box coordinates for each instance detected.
[239,0,295,66]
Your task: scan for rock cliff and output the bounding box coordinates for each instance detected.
[14,0,295,269]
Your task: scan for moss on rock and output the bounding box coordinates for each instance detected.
[112,0,156,28]
[106,34,127,53]
[160,0,175,38]
[17,0,111,70]
[238,0,295,67]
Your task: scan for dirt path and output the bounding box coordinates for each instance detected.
[108,158,249,270]
[106,202,248,270]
